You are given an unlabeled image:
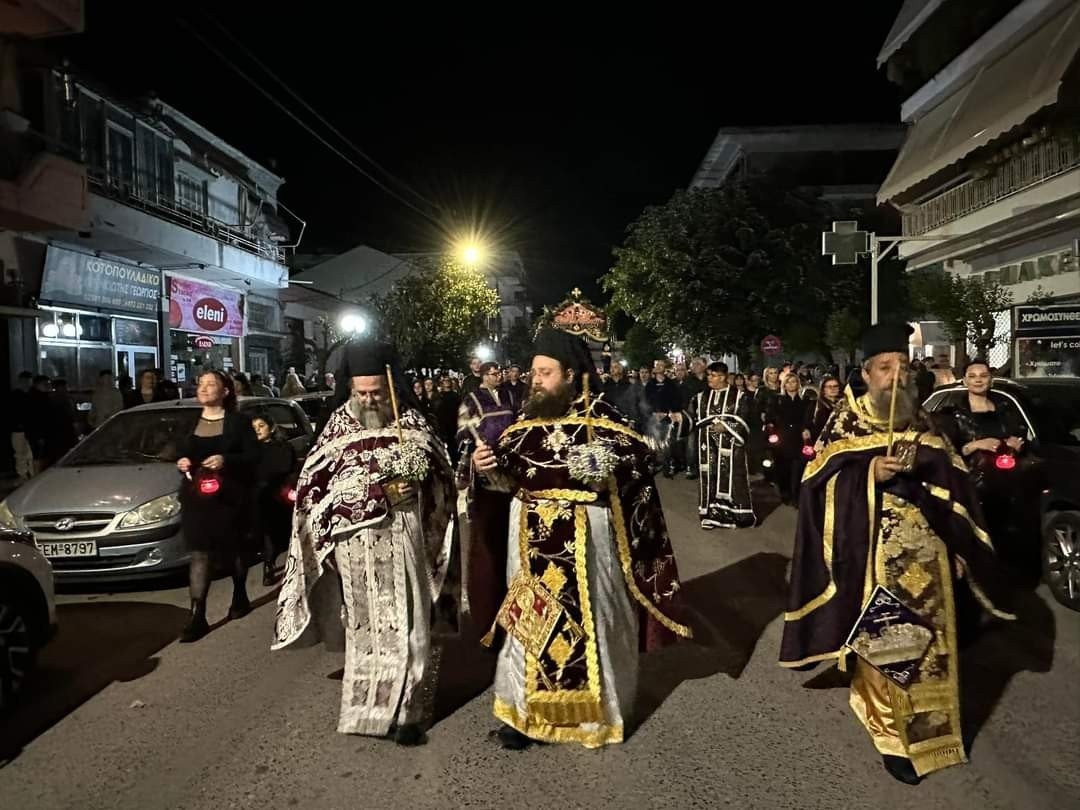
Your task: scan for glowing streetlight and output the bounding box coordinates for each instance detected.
[462,243,484,266]
[475,344,494,362]
[453,232,491,268]
[339,313,368,335]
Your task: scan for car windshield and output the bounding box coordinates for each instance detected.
[63,408,201,466]
[1025,385,1080,445]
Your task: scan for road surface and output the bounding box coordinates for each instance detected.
[1,479,1076,809]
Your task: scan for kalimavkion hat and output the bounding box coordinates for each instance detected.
[859,322,914,360]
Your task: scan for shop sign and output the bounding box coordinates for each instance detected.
[40,246,161,316]
[1014,304,1080,378]
[168,277,244,337]
[193,335,216,349]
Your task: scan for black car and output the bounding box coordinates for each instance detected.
[924,378,1080,611]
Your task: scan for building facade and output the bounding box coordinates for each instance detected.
[1,51,294,391]
[877,0,1080,371]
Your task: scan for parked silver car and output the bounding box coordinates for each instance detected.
[1,397,314,583]
[0,507,57,711]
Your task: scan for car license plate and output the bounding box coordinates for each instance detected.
[39,540,98,558]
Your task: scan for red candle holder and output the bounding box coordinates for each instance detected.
[198,476,221,495]
[994,453,1016,470]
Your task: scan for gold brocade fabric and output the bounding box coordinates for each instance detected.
[517,498,605,727]
[852,493,967,777]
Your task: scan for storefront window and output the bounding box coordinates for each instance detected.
[39,344,77,380]
[170,331,237,387]
[38,308,158,392]
[78,346,113,389]
[79,314,112,342]
[115,317,158,346]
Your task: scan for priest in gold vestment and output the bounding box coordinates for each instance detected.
[780,323,1013,785]
[472,328,691,750]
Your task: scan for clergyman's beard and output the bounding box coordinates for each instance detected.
[869,382,918,429]
[523,381,575,420]
[347,395,392,429]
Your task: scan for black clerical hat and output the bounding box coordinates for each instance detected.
[533,327,593,376]
[339,339,398,378]
[859,322,914,360]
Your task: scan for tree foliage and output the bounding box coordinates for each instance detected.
[602,178,862,364]
[302,316,346,377]
[824,308,865,366]
[908,270,1013,360]
[372,257,500,370]
[620,323,665,369]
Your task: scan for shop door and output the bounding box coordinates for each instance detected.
[116,345,159,382]
[248,348,270,378]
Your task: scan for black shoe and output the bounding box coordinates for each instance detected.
[495,724,533,750]
[393,724,427,747]
[262,563,276,587]
[685,471,698,480]
[228,595,251,620]
[179,604,209,643]
[882,755,922,785]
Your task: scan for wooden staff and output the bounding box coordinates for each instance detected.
[582,369,594,442]
[385,364,404,444]
[886,362,900,456]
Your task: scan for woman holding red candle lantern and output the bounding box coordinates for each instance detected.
[940,359,1029,559]
[176,370,259,643]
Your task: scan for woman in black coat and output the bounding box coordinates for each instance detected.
[250,411,297,586]
[768,374,815,505]
[175,370,259,643]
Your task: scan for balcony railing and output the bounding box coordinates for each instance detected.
[901,133,1080,236]
[88,170,290,265]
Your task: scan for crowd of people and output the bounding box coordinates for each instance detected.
[5,325,1022,788]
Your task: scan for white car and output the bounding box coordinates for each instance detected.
[0,501,57,711]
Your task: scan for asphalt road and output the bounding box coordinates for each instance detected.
[1,479,1076,810]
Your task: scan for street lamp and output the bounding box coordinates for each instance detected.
[475,343,494,362]
[453,232,490,268]
[339,313,368,336]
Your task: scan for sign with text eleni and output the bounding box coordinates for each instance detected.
[168,277,244,337]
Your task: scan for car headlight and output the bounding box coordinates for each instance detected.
[0,499,27,532]
[118,493,181,529]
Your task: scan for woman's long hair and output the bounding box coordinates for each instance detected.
[199,369,238,412]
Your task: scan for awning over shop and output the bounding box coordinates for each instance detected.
[877,3,1080,204]
[877,0,946,66]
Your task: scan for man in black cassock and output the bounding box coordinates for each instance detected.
[690,361,756,529]
[779,323,1013,785]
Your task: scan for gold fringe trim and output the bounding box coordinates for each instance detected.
[909,739,968,777]
[518,488,598,504]
[784,476,839,621]
[607,475,693,639]
[921,482,995,550]
[958,556,1017,621]
[494,697,623,749]
[525,693,606,725]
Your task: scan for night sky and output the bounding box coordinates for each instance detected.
[55,1,903,305]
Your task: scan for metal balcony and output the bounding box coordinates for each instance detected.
[901,133,1080,236]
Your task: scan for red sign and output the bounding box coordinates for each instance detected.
[168,277,244,337]
[193,335,216,350]
[761,335,783,356]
